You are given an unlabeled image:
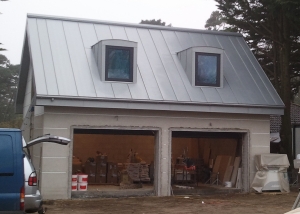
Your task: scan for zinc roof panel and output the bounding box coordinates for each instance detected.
[27,18,48,95]
[216,78,238,104]
[46,19,78,96]
[94,24,113,41]
[233,37,274,104]
[20,15,284,114]
[78,22,115,98]
[149,29,190,102]
[84,48,115,98]
[161,30,207,102]
[175,31,193,50]
[125,27,163,100]
[35,18,59,95]
[237,38,283,106]
[189,32,207,47]
[63,21,97,97]
[128,67,149,100]
[218,35,267,105]
[112,83,132,99]
[78,23,98,48]
[201,88,223,103]
[137,28,177,101]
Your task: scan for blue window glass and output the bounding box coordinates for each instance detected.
[105,46,133,82]
[195,53,220,87]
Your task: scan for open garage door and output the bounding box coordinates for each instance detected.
[71,128,157,197]
[171,131,245,195]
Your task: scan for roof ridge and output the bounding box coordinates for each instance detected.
[27,13,243,37]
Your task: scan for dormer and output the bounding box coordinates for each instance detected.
[92,39,137,83]
[178,46,224,88]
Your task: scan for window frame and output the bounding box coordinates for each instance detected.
[105,45,134,82]
[92,39,137,84]
[195,52,221,87]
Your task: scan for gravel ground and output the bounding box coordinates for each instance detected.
[42,189,300,214]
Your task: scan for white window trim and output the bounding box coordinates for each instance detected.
[95,39,137,83]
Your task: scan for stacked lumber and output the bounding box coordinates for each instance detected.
[211,156,241,187]
[139,163,150,182]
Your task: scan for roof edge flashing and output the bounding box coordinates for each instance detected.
[35,95,285,115]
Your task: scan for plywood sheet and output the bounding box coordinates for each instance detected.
[236,168,242,188]
[212,155,222,173]
[218,156,232,183]
[230,157,241,186]
[223,165,233,183]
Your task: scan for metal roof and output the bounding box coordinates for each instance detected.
[16,14,284,115]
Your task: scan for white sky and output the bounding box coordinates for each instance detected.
[0,0,217,64]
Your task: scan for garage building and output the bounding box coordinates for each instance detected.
[16,14,284,199]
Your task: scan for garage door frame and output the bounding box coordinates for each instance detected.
[169,127,250,192]
[68,125,161,198]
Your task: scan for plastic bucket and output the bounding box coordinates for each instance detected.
[224,181,232,187]
[77,174,88,183]
[72,175,77,182]
[71,182,77,191]
[77,182,88,191]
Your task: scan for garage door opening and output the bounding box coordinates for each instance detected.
[71,128,157,197]
[171,131,244,194]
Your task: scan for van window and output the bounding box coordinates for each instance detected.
[0,135,14,174]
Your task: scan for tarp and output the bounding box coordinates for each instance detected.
[251,154,290,193]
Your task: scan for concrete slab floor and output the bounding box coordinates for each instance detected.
[71,183,242,198]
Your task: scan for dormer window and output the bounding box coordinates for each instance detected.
[92,40,137,83]
[105,46,133,82]
[195,52,220,87]
[178,46,223,88]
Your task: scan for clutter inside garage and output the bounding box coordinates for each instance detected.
[171,131,243,192]
[71,129,156,193]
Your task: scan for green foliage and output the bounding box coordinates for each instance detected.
[206,0,300,167]
[205,11,225,31]
[140,19,172,27]
[0,54,22,128]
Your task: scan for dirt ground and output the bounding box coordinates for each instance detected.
[43,188,300,214]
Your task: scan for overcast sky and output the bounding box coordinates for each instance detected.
[0,0,218,64]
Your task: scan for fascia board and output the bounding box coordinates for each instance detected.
[35,96,284,115]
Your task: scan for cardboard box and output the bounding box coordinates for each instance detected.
[107,162,118,175]
[88,173,96,183]
[96,174,106,183]
[95,155,108,163]
[97,161,107,168]
[107,174,118,184]
[96,162,107,175]
[107,162,117,170]
[84,162,96,175]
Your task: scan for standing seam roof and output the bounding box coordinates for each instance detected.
[18,14,284,113]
